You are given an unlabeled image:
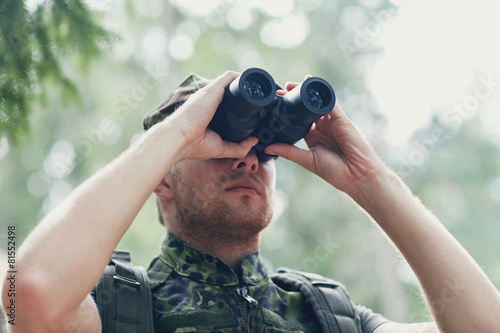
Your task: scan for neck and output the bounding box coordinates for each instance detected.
[167,226,261,269]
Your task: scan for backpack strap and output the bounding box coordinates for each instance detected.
[271,268,362,333]
[93,251,154,333]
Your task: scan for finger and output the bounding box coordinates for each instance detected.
[278,74,314,95]
[192,70,241,102]
[329,103,347,120]
[265,143,313,170]
[278,81,300,96]
[210,70,241,89]
[178,70,241,120]
[216,136,259,159]
[284,82,300,91]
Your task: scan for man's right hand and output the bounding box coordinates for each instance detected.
[160,70,258,162]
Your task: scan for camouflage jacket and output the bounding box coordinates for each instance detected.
[146,233,388,333]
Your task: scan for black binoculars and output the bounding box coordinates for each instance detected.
[208,68,336,161]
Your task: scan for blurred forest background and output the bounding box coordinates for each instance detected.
[2,0,500,326]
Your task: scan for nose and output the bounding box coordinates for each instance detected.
[230,150,259,174]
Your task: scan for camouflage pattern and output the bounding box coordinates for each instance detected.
[147,233,389,333]
[147,233,321,332]
[142,73,212,131]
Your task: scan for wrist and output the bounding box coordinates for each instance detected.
[142,120,189,170]
[348,168,410,218]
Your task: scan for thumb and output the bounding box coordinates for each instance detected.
[265,143,314,169]
[217,136,259,159]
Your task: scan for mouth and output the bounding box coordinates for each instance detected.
[225,181,261,196]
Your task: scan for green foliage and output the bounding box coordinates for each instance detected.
[0,0,117,145]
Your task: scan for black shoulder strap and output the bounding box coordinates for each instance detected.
[271,268,361,333]
[94,251,154,333]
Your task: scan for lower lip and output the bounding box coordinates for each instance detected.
[226,188,259,195]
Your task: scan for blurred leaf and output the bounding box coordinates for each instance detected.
[0,0,118,145]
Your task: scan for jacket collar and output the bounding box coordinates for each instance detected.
[156,232,270,287]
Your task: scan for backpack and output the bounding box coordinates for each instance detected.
[93,251,361,333]
[93,251,154,333]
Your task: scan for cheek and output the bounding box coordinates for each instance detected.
[259,164,276,198]
[263,163,276,186]
[176,163,223,196]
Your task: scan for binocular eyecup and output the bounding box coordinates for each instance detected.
[208,67,336,161]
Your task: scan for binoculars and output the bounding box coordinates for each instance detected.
[209,68,336,161]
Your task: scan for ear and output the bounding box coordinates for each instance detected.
[154,176,174,200]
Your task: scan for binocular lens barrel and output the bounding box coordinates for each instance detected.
[281,77,336,128]
[233,69,275,107]
[306,86,325,109]
[243,76,268,101]
[208,68,336,161]
[208,68,276,142]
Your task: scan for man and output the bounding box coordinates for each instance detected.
[4,70,500,332]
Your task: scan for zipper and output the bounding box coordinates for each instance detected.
[236,285,258,332]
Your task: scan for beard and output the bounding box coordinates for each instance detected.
[170,166,275,244]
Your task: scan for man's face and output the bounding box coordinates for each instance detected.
[167,151,276,242]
